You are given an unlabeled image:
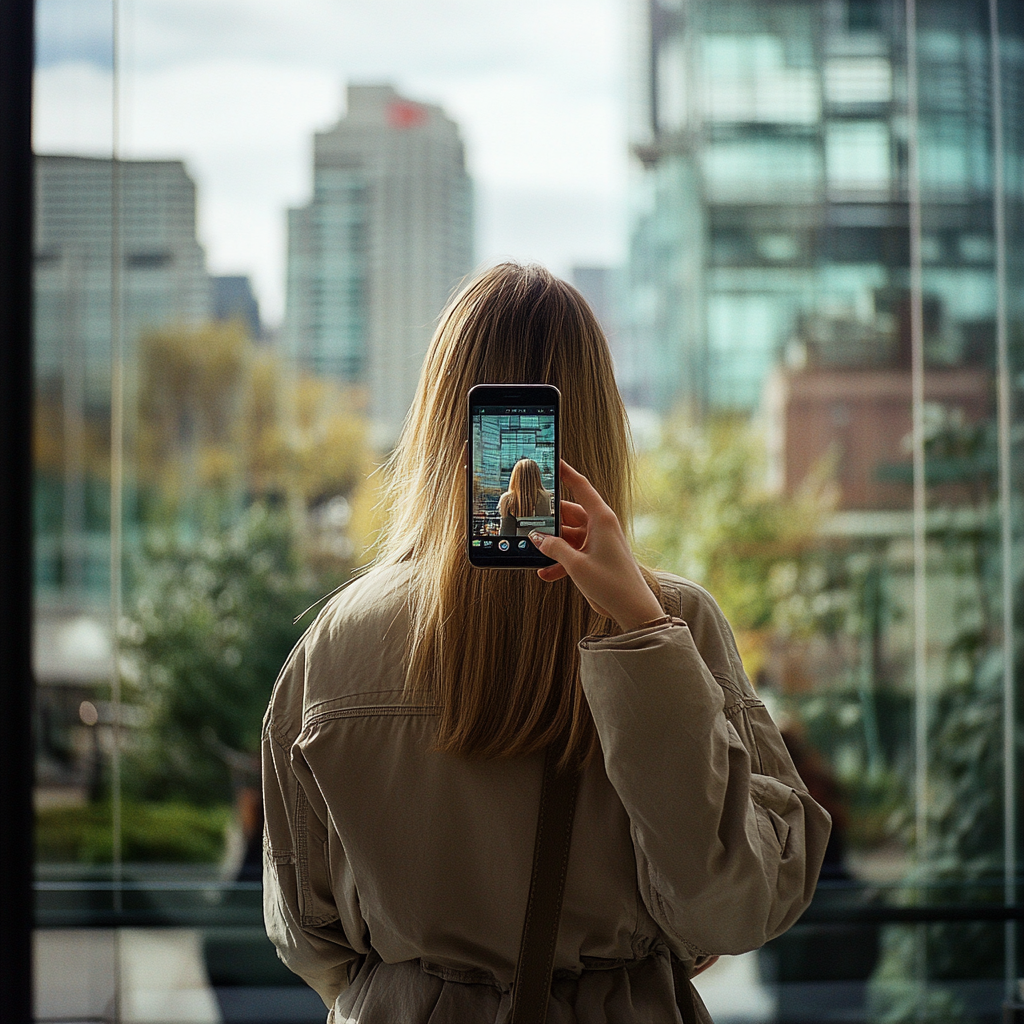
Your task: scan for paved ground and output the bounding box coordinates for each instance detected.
[34,928,773,1024]
[36,930,221,1023]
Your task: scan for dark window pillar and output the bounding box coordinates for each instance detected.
[0,0,36,1019]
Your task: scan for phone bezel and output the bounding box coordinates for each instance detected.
[466,384,560,569]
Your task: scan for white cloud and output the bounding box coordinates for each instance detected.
[33,0,629,325]
[33,62,114,156]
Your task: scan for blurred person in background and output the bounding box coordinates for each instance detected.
[262,263,831,1023]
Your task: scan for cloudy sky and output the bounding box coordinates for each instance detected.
[33,0,632,326]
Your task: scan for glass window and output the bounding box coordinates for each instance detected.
[825,57,893,105]
[702,35,820,125]
[628,2,1023,1013]
[30,0,1024,1020]
[827,121,892,189]
[704,138,822,201]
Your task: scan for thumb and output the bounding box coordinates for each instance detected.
[529,530,578,569]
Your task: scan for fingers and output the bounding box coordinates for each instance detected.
[560,524,586,547]
[530,530,580,571]
[536,563,567,582]
[559,460,608,514]
[558,500,587,527]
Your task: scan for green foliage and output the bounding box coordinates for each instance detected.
[633,415,840,690]
[120,504,317,805]
[789,687,911,848]
[869,927,976,1024]
[867,419,1023,1019]
[36,801,231,863]
[635,417,830,633]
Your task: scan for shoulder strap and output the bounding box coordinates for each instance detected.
[672,957,700,1024]
[510,746,580,1024]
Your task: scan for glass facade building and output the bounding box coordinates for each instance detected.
[624,0,1024,1016]
[625,0,1024,415]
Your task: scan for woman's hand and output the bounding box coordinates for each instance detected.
[530,460,665,633]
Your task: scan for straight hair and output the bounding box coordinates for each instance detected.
[376,263,655,767]
[499,458,545,518]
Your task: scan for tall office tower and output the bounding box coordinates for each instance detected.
[625,0,1024,415]
[212,274,263,339]
[284,84,474,445]
[34,155,211,594]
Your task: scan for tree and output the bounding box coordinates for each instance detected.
[634,414,835,675]
[137,323,372,540]
[121,504,317,805]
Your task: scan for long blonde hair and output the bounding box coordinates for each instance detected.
[377,263,650,766]
[499,458,545,518]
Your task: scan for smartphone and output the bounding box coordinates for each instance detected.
[467,384,560,568]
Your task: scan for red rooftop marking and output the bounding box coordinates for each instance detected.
[386,101,427,129]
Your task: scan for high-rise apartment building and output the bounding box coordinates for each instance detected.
[34,155,212,595]
[624,0,1024,414]
[283,84,474,445]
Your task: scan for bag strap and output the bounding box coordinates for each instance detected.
[509,746,580,1024]
[672,957,700,1024]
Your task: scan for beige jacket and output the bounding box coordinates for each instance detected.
[262,562,831,1023]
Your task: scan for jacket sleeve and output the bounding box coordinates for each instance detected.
[579,614,831,959]
[262,640,361,1008]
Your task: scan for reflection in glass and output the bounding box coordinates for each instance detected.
[628,0,1022,1017]
[30,0,1023,1018]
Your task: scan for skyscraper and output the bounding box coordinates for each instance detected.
[33,155,212,595]
[624,0,1024,415]
[283,84,474,445]
[212,274,262,339]
[34,155,211,405]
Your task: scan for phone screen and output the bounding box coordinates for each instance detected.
[467,384,559,568]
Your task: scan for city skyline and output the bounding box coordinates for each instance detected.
[32,0,629,327]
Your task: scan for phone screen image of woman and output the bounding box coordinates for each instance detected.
[469,399,557,560]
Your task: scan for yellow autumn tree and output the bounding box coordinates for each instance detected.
[136,323,372,564]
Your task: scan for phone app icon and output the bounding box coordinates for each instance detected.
[498,539,510,552]
[518,540,528,549]
[471,540,481,547]
[482,540,493,548]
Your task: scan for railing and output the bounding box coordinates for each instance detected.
[33,873,1024,1023]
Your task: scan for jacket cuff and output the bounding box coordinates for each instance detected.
[579,617,685,650]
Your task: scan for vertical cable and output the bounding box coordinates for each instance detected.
[904,0,929,1010]
[109,1,125,1016]
[988,0,1017,998]
[904,0,928,871]
[109,0,124,924]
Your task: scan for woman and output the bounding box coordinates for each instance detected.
[498,458,554,537]
[262,263,831,1023]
